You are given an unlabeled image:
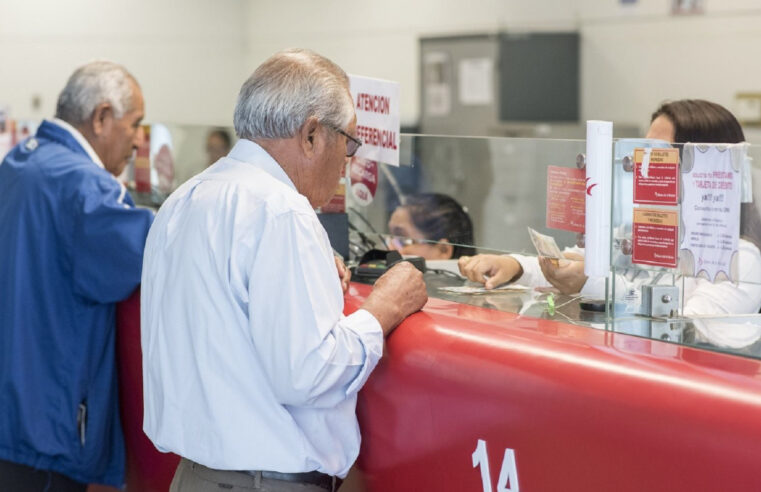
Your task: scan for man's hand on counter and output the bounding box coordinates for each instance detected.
[361,262,428,336]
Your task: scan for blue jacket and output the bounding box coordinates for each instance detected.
[0,121,154,486]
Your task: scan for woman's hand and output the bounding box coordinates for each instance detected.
[538,252,587,295]
[458,254,523,289]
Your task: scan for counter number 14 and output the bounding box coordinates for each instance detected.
[471,439,519,492]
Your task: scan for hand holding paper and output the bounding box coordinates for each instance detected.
[528,227,564,259]
[538,252,587,295]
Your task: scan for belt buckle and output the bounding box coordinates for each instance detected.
[257,470,336,491]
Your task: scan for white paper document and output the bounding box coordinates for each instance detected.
[679,144,744,282]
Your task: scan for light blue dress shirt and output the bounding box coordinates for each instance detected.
[141,139,383,477]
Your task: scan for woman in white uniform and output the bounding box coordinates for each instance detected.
[458,99,761,349]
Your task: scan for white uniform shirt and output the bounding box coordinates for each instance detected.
[512,240,761,347]
[141,139,383,477]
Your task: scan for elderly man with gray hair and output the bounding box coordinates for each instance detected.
[141,49,427,492]
[0,61,153,491]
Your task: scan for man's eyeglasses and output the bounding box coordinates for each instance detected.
[328,125,362,157]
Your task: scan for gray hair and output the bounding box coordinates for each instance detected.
[234,49,353,140]
[55,61,137,125]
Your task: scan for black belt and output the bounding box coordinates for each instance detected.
[185,459,340,492]
[248,469,340,491]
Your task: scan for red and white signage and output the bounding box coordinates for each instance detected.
[349,75,400,167]
[349,157,378,206]
[632,208,679,268]
[546,165,585,233]
[633,148,680,206]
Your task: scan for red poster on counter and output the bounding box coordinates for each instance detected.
[632,208,678,268]
[546,165,585,233]
[633,148,679,206]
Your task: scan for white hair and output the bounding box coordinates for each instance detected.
[233,49,353,140]
[55,61,137,125]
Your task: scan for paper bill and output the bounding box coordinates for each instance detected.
[438,284,531,295]
[527,226,563,259]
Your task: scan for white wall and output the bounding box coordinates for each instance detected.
[243,0,761,137]
[4,0,761,136]
[579,0,761,135]
[241,0,578,128]
[0,0,246,125]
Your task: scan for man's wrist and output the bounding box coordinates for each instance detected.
[361,296,400,336]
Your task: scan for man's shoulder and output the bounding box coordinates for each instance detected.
[205,160,314,218]
[29,138,111,179]
[2,138,117,195]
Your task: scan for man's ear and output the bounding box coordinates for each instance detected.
[90,102,113,137]
[299,117,321,158]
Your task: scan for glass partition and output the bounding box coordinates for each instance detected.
[129,125,761,360]
[346,133,598,329]
[608,139,761,357]
[348,134,586,255]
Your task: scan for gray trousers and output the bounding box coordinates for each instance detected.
[170,458,335,492]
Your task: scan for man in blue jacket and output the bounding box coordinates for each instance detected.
[0,61,154,491]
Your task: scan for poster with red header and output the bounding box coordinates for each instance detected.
[632,208,679,268]
[546,165,585,233]
[633,148,679,206]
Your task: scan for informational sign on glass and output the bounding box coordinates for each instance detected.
[679,144,744,282]
[546,165,585,233]
[632,208,679,268]
[633,148,679,206]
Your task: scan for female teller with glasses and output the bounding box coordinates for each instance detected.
[384,193,476,260]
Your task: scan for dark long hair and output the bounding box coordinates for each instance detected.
[402,193,476,258]
[651,99,761,252]
[651,99,744,144]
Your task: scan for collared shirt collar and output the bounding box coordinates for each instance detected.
[227,138,297,192]
[49,118,105,169]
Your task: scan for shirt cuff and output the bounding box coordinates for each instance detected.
[510,253,551,288]
[342,309,384,395]
[580,275,606,298]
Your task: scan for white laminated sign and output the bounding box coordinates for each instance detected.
[679,144,745,282]
[349,74,400,167]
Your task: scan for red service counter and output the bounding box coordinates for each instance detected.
[116,283,761,491]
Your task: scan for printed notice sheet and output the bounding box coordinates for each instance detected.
[679,144,744,282]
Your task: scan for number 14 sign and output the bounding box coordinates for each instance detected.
[472,439,520,492]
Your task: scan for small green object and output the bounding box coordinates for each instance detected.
[547,293,556,316]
